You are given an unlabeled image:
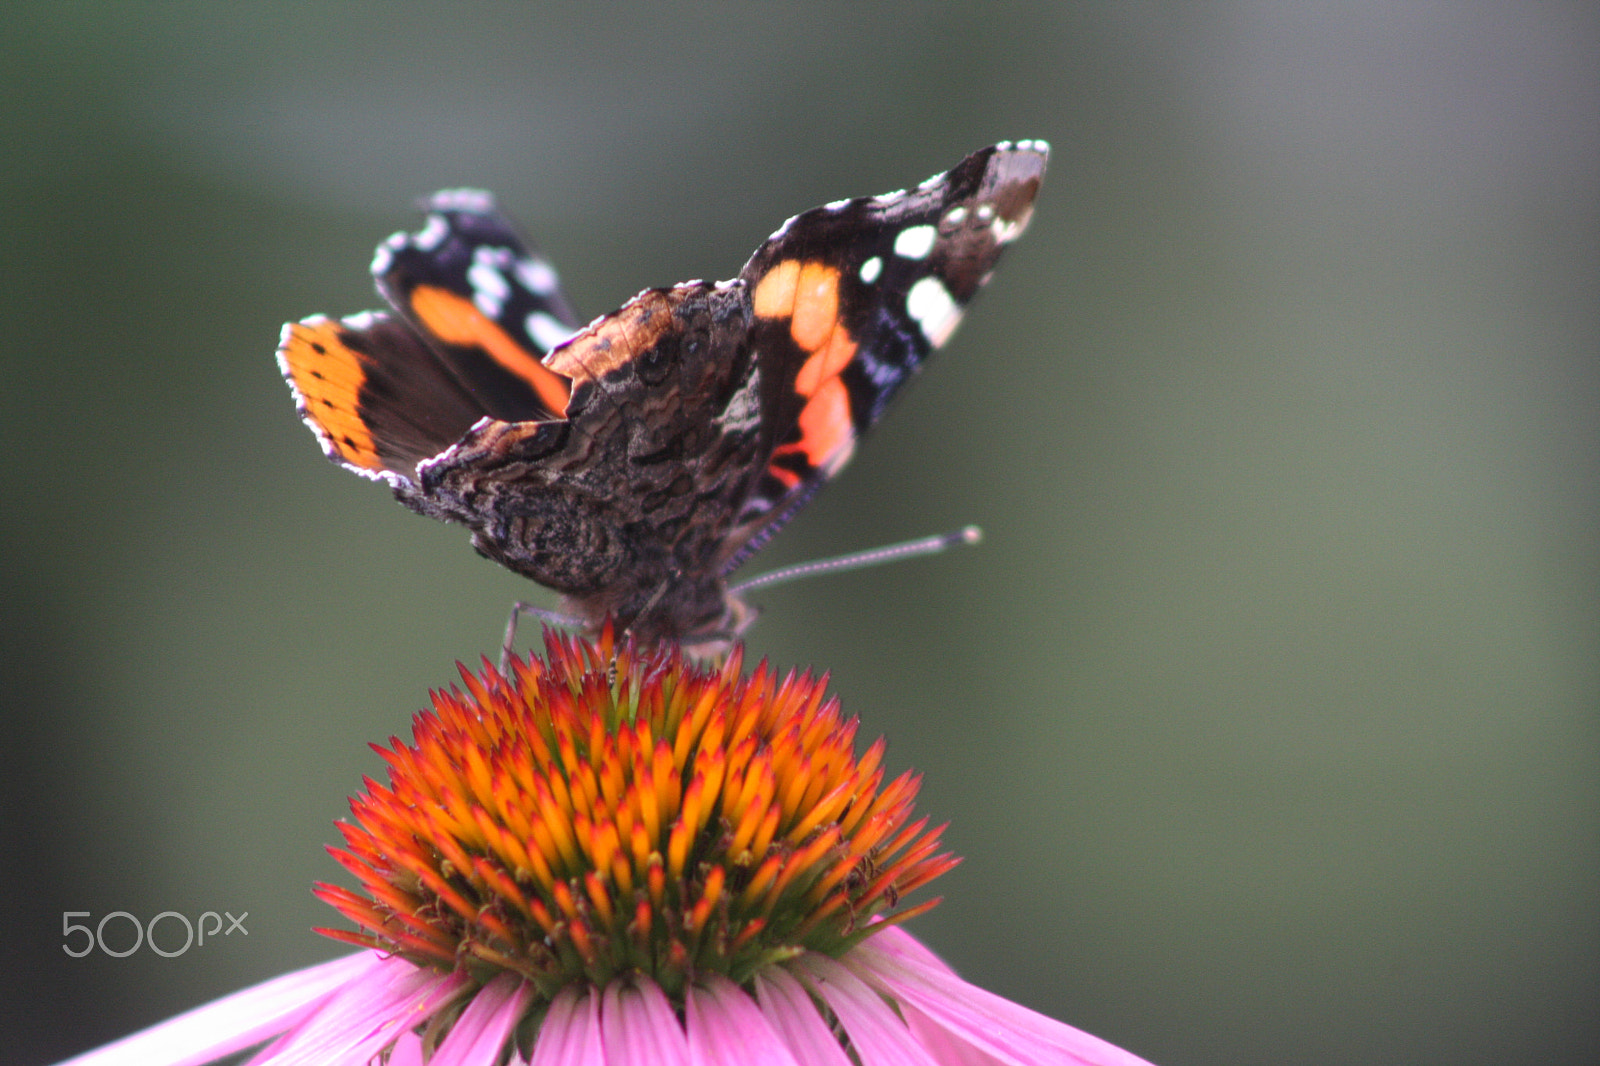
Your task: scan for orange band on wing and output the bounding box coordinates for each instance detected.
[752,259,801,319]
[788,261,841,352]
[771,375,855,478]
[281,319,383,470]
[409,285,571,414]
[794,321,857,397]
[755,258,859,398]
[753,258,862,485]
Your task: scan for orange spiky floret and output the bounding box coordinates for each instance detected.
[314,625,956,1000]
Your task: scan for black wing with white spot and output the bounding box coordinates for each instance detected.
[371,189,585,422]
[722,140,1049,569]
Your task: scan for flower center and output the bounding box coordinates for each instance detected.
[315,626,956,1009]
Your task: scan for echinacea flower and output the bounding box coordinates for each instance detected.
[59,628,1155,1066]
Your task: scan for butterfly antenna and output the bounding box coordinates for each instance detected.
[729,526,983,596]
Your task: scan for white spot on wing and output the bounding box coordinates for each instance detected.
[428,189,496,213]
[411,214,450,252]
[991,216,1026,244]
[943,205,967,226]
[526,312,574,352]
[906,276,962,347]
[516,257,559,296]
[764,213,801,243]
[369,244,394,276]
[859,255,883,284]
[892,224,937,260]
[468,256,510,318]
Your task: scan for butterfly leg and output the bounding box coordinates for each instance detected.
[499,601,582,672]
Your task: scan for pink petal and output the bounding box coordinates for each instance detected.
[54,951,385,1066]
[430,974,533,1066]
[795,954,942,1066]
[846,931,1156,1066]
[861,925,961,974]
[385,1032,426,1066]
[864,932,1008,1065]
[752,968,854,1066]
[599,977,690,1065]
[899,1000,1009,1066]
[247,954,467,1065]
[528,986,603,1066]
[684,974,802,1066]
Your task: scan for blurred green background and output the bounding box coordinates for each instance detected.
[3,4,1595,1064]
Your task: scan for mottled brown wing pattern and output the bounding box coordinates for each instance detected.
[409,283,765,642]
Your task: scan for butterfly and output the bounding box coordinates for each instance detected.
[277,141,1048,654]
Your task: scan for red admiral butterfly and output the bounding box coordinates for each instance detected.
[278,141,1048,653]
